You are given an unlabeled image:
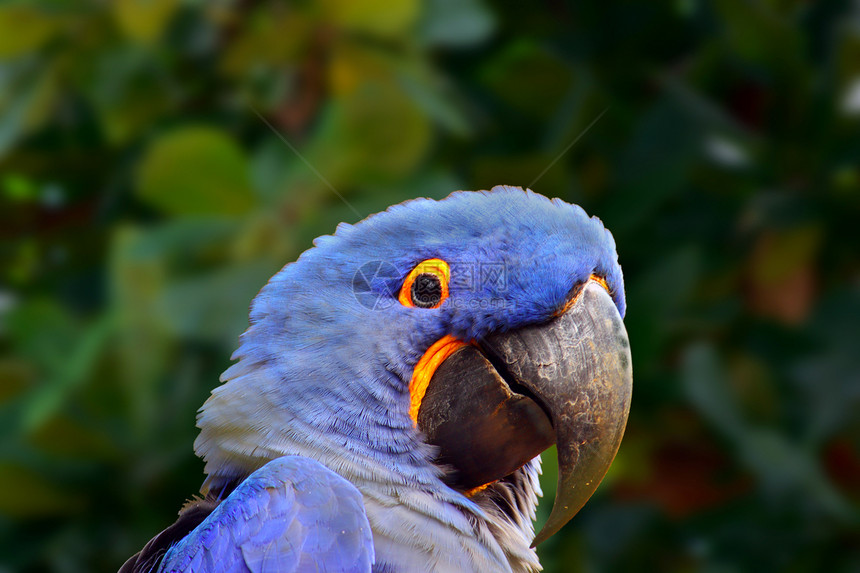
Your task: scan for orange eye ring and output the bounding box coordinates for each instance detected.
[399,258,450,309]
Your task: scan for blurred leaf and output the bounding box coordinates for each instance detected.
[607,100,701,232]
[220,7,310,77]
[0,62,59,158]
[793,292,860,446]
[2,173,39,202]
[250,136,294,202]
[746,227,821,324]
[419,0,496,48]
[305,79,432,183]
[625,246,703,372]
[0,4,59,59]
[682,342,745,439]
[659,72,759,140]
[338,84,432,177]
[328,40,393,96]
[6,299,76,373]
[711,0,804,76]
[110,225,172,437]
[30,415,119,460]
[229,213,295,264]
[88,47,174,144]
[113,0,179,44]
[121,217,241,263]
[481,40,573,117]
[749,226,821,285]
[471,153,568,192]
[0,463,83,517]
[137,127,256,216]
[4,298,112,435]
[396,59,472,136]
[323,0,419,38]
[683,343,857,522]
[0,359,34,402]
[162,259,279,346]
[739,429,855,521]
[19,313,114,433]
[835,28,860,93]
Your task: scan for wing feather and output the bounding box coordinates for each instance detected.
[154,456,373,573]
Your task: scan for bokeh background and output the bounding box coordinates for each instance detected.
[2,1,860,571]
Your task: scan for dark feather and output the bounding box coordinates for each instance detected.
[118,498,219,573]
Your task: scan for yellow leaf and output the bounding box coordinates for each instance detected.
[338,82,432,176]
[0,4,59,59]
[220,8,310,76]
[323,0,419,38]
[750,226,821,285]
[113,0,178,44]
[328,41,391,95]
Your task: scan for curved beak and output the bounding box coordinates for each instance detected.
[416,281,632,546]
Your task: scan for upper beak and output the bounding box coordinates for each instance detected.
[416,280,633,546]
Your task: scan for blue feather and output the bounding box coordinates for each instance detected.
[159,456,373,572]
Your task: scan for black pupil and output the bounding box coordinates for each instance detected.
[411,273,443,308]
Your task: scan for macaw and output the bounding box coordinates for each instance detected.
[121,186,632,573]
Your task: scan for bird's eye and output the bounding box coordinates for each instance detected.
[399,259,450,309]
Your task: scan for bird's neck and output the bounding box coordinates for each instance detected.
[195,349,540,573]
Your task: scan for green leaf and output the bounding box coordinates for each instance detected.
[2,173,38,202]
[220,7,311,77]
[323,0,420,38]
[480,40,573,118]
[20,314,114,433]
[711,0,804,75]
[739,429,855,522]
[5,299,77,374]
[0,4,59,59]
[121,217,241,262]
[335,83,432,178]
[113,0,179,44]
[87,47,174,144]
[161,259,279,347]
[137,127,256,216]
[109,225,172,437]
[396,59,472,136]
[0,62,58,158]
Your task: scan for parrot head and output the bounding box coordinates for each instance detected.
[195,186,632,571]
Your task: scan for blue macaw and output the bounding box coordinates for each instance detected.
[121,186,632,573]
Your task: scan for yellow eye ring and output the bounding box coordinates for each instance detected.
[399,259,450,309]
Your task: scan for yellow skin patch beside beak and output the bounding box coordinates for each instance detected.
[555,274,611,316]
[589,274,610,293]
[408,334,468,425]
[409,335,492,496]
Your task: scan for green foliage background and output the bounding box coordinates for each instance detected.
[2,1,860,571]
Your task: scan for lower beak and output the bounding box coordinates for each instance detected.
[416,281,633,546]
